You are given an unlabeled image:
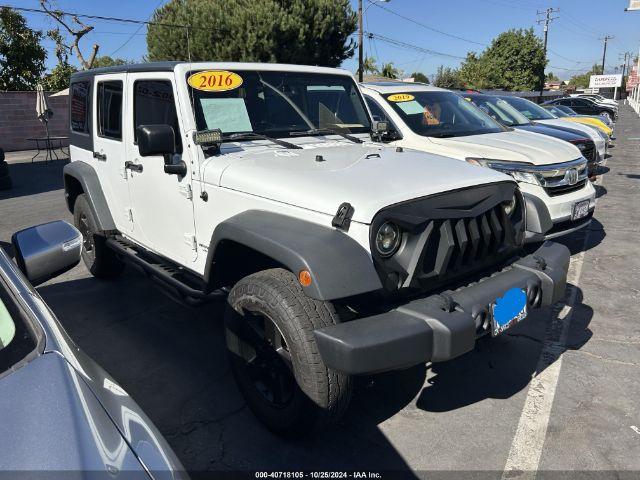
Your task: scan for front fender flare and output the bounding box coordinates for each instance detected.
[63,161,116,232]
[204,211,383,301]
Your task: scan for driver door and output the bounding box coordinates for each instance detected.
[124,73,197,266]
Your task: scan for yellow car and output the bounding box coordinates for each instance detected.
[543,105,613,137]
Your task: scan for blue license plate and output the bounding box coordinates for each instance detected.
[491,288,527,336]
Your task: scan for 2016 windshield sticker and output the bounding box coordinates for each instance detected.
[188,70,243,92]
[387,93,415,102]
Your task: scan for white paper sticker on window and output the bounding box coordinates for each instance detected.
[199,98,252,133]
[396,100,425,115]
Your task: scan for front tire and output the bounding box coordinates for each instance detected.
[225,268,352,437]
[599,111,611,122]
[73,194,124,279]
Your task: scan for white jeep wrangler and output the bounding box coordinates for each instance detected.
[64,62,570,436]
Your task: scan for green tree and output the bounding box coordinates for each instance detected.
[147,0,357,67]
[458,28,546,91]
[381,62,400,79]
[42,62,78,91]
[357,55,379,76]
[546,72,560,82]
[91,56,129,68]
[410,71,429,84]
[0,7,46,91]
[433,65,462,89]
[568,64,603,89]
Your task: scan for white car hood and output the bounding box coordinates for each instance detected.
[535,119,606,156]
[210,140,512,224]
[425,129,581,165]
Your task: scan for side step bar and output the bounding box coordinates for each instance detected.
[106,236,226,305]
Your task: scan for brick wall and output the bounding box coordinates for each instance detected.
[0,91,69,152]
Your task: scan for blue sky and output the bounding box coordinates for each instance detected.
[4,0,640,80]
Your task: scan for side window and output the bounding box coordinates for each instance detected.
[134,80,182,152]
[97,81,123,140]
[70,82,90,134]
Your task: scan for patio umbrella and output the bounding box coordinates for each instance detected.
[35,84,53,147]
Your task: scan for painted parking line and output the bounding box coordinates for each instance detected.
[501,160,606,479]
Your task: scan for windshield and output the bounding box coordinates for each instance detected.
[187,70,371,138]
[382,90,504,138]
[466,95,531,127]
[545,105,568,117]
[0,281,37,375]
[499,96,556,121]
[558,105,578,115]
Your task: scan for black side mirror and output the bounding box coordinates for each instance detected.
[11,221,82,286]
[137,125,176,157]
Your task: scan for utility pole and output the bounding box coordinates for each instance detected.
[600,35,614,73]
[536,7,559,96]
[358,0,363,82]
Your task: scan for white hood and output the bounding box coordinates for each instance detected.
[424,129,582,165]
[207,140,512,224]
[536,119,606,157]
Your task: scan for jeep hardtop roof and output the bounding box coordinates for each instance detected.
[71,61,354,82]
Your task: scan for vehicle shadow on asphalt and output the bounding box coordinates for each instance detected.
[415,284,593,413]
[37,269,420,476]
[0,158,67,200]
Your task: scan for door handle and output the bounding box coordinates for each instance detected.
[93,151,107,161]
[124,161,143,173]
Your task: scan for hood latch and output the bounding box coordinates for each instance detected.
[332,202,354,232]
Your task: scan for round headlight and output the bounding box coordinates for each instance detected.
[375,222,401,257]
[502,195,517,217]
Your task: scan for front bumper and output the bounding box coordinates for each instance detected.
[314,242,570,375]
[520,182,596,243]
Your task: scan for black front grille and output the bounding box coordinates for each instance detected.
[370,182,524,295]
[421,205,508,280]
[544,179,587,196]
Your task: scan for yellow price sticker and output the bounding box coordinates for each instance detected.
[387,93,415,102]
[187,70,243,92]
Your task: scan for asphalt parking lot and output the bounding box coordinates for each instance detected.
[1,105,639,479]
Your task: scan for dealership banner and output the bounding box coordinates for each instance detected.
[589,74,623,89]
[627,0,640,10]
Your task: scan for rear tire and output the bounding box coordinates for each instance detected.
[73,194,124,279]
[225,268,351,437]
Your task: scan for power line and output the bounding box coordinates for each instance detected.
[365,32,467,60]
[0,4,187,28]
[110,0,165,56]
[367,1,487,46]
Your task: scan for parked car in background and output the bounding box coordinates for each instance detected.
[362,83,596,242]
[569,93,618,109]
[551,104,614,128]
[0,221,186,479]
[497,95,608,160]
[542,104,614,137]
[544,96,617,122]
[463,93,599,180]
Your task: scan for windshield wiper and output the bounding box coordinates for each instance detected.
[222,132,302,149]
[290,128,363,144]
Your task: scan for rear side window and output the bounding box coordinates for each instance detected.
[97,81,123,140]
[133,80,182,152]
[70,82,90,133]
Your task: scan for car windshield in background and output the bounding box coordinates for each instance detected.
[499,96,556,121]
[545,105,568,117]
[382,91,504,138]
[557,105,578,115]
[466,95,531,127]
[188,70,371,138]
